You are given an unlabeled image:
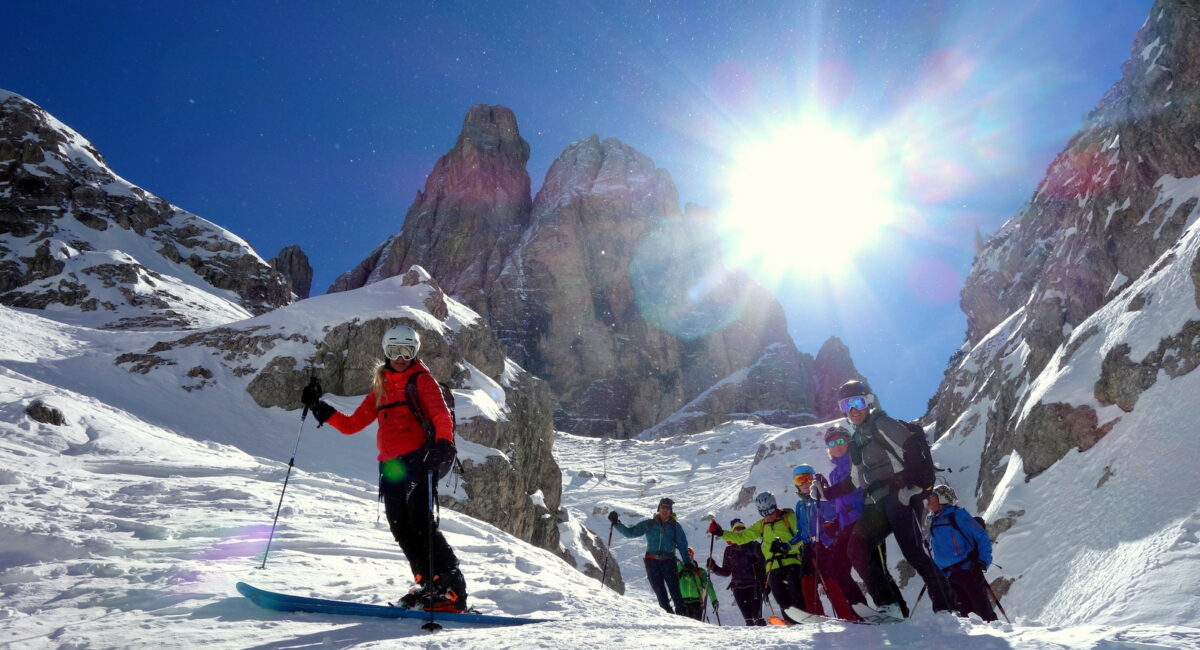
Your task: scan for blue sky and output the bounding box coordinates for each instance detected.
[4,1,1153,420]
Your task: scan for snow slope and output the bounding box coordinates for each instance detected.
[1,299,1199,646]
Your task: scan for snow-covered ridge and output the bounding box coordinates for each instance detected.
[1,90,291,329]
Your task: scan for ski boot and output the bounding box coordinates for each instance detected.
[395,573,432,609]
[420,568,468,612]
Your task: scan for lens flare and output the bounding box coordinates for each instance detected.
[719,117,899,280]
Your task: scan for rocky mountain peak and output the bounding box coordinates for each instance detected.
[930,0,1200,512]
[811,336,867,420]
[0,90,291,329]
[327,105,532,314]
[268,244,312,300]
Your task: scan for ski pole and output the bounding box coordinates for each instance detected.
[599,520,615,589]
[260,389,313,570]
[422,468,442,632]
[985,581,1011,623]
[705,533,720,625]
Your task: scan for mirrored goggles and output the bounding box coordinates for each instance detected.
[793,474,814,486]
[826,437,847,447]
[838,395,868,413]
[385,344,417,361]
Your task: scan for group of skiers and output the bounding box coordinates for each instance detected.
[611,380,1000,626]
[292,325,998,624]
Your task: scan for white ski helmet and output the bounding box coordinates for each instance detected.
[382,324,420,361]
[930,484,957,505]
[755,491,777,517]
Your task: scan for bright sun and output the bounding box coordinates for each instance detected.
[719,117,899,279]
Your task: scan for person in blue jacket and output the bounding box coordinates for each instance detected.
[926,484,996,621]
[609,497,692,615]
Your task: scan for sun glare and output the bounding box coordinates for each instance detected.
[719,118,899,280]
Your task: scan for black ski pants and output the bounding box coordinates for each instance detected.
[848,493,955,612]
[766,563,806,621]
[644,557,688,614]
[380,454,458,587]
[732,585,766,625]
[946,565,998,621]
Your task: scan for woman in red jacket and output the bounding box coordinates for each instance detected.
[301,324,465,612]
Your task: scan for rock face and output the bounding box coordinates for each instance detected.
[328,105,532,317]
[927,0,1200,511]
[333,111,865,438]
[0,90,291,328]
[268,245,312,299]
[810,337,868,421]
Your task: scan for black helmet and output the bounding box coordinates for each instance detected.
[837,380,872,400]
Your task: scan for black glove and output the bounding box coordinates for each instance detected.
[770,539,790,556]
[607,510,620,525]
[712,601,719,610]
[423,438,456,479]
[706,557,717,571]
[300,377,323,409]
[707,521,724,536]
[684,560,698,572]
[310,401,335,425]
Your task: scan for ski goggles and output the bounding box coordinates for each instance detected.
[837,395,869,413]
[793,474,814,486]
[384,344,417,361]
[826,437,847,447]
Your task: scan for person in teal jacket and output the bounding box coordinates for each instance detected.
[677,548,719,621]
[609,497,692,615]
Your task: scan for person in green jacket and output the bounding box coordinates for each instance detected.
[677,547,719,621]
[609,497,692,615]
[708,491,808,622]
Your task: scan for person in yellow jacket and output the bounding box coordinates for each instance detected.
[708,492,808,622]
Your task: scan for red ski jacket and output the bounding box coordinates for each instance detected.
[327,359,454,461]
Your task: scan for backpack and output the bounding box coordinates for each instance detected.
[899,420,938,490]
[379,369,460,479]
[942,510,989,565]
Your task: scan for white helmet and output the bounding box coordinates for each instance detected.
[382,324,420,361]
[930,484,957,505]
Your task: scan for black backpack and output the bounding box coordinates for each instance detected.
[899,420,938,490]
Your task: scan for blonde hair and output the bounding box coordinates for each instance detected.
[372,362,388,406]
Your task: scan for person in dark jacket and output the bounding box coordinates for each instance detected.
[301,324,465,612]
[813,380,955,618]
[927,485,997,621]
[822,424,896,619]
[609,497,692,615]
[707,519,767,625]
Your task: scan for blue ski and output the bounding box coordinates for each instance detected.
[236,582,550,627]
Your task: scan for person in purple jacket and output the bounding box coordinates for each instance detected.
[927,485,997,621]
[707,519,767,626]
[821,424,904,619]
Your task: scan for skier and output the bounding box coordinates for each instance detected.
[812,380,955,618]
[300,324,466,612]
[707,492,807,623]
[677,548,719,621]
[608,497,693,615]
[926,485,998,622]
[820,424,895,620]
[707,519,767,626]
[789,464,858,620]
